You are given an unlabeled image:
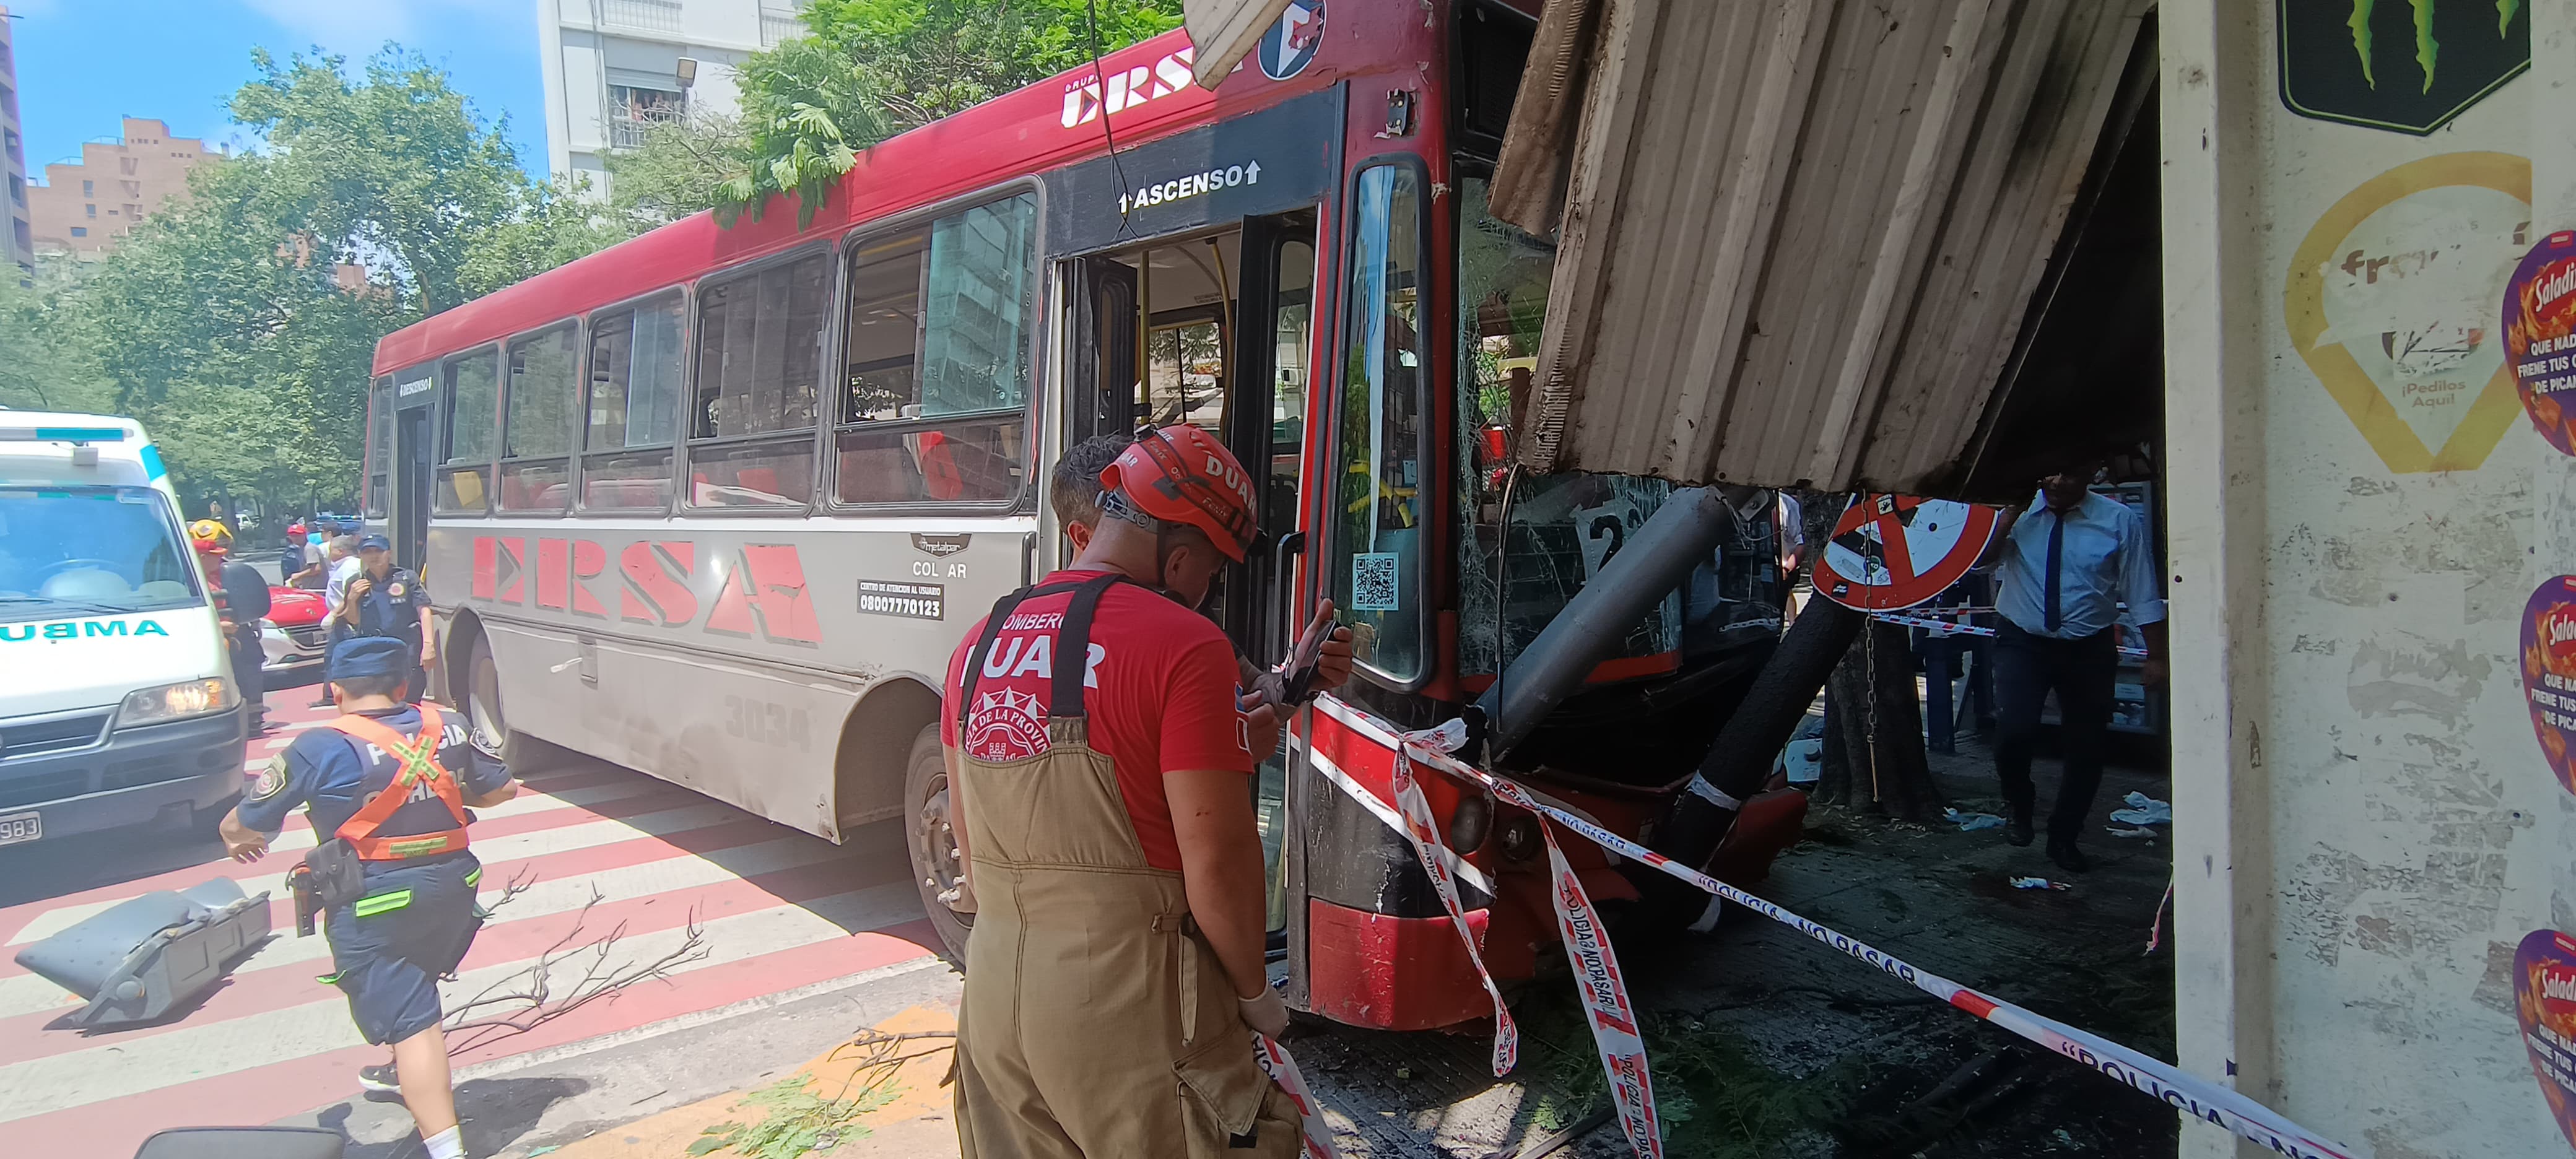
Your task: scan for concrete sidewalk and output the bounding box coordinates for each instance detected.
[540,1005,962,1159]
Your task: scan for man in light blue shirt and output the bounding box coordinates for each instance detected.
[1988,461,2167,872]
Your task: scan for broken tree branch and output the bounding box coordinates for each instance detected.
[440,883,711,1057]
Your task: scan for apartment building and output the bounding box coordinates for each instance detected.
[539,0,806,194]
[2,6,31,279]
[25,118,219,258]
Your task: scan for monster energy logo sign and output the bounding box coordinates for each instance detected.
[2281,0,2530,134]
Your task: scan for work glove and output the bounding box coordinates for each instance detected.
[1239,985,1290,1040]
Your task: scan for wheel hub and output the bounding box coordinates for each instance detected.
[918,780,965,905]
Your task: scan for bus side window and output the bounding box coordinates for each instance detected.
[1328,162,1429,684]
[437,345,500,515]
[689,253,830,511]
[835,193,1037,506]
[581,294,685,512]
[498,322,580,514]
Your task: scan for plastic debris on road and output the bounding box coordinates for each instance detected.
[2108,791,2171,826]
[1945,808,2006,831]
[1779,737,1823,785]
[2104,825,2158,839]
[2008,876,2071,891]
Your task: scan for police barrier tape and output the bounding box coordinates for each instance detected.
[1485,760,1663,1157]
[1309,694,2354,1159]
[1873,612,2151,659]
[1255,1032,1343,1158]
[1387,752,1520,1077]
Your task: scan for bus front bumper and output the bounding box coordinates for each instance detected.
[0,710,248,844]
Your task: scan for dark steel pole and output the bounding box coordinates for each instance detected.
[1474,486,1736,758]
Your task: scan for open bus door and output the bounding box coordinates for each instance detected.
[1061,211,1324,952]
[363,368,436,571]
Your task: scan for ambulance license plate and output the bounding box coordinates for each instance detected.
[0,812,39,847]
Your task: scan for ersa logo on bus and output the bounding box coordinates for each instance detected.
[467,536,822,648]
[1056,2,1322,131]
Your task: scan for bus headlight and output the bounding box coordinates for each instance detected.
[118,677,237,726]
[1448,791,1494,853]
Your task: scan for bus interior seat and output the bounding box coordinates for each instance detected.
[586,478,669,508]
[837,441,925,503]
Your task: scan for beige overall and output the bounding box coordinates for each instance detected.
[952,576,1302,1159]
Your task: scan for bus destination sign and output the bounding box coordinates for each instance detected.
[1045,87,1341,256]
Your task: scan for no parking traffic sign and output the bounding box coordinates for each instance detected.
[1813,494,2002,612]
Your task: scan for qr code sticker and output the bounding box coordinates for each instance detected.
[1351,552,1400,611]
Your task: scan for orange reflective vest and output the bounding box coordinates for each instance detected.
[324,701,469,861]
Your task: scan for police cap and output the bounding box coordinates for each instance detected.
[355,534,393,552]
[328,636,411,682]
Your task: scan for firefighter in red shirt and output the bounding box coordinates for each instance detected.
[943,425,1300,1157]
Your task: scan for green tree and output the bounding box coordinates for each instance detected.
[228,48,611,313]
[0,264,117,414]
[803,0,1183,126]
[716,0,1181,225]
[51,46,625,510]
[715,37,892,228]
[603,109,752,228]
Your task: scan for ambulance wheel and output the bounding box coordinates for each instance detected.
[907,723,972,966]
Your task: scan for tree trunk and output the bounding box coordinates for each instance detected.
[1816,619,1943,821]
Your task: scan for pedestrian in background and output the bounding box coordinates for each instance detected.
[1986,455,2167,872]
[290,521,339,591]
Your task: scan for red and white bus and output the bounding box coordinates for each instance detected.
[365,0,1792,1031]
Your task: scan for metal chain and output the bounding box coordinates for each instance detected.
[1859,497,1884,807]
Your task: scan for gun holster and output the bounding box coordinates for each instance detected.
[301,837,367,909]
[287,865,319,937]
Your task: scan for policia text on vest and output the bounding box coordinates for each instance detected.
[217,636,521,1159]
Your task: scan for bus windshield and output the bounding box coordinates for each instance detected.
[0,486,205,623]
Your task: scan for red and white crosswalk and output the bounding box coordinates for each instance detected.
[0,688,939,1158]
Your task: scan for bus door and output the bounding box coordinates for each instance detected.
[1062,214,1323,939]
[394,409,432,565]
[385,367,437,570]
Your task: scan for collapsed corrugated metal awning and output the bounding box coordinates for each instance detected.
[1498,0,2153,494]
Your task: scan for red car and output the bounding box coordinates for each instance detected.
[259,584,329,674]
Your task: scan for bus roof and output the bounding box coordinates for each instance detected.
[373,25,1356,378]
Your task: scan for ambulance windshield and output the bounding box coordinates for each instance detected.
[0,486,206,623]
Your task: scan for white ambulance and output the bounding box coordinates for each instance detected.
[0,412,244,849]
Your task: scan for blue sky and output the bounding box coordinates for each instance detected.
[6,0,545,178]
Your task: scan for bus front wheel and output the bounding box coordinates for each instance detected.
[905,723,972,965]
[466,641,556,771]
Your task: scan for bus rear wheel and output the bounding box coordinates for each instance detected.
[905,723,972,965]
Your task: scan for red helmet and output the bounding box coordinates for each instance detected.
[1098,425,1259,562]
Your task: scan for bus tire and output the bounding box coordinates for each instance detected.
[905,723,972,966]
[466,638,562,773]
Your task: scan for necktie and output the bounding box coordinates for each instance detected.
[2042,511,2064,633]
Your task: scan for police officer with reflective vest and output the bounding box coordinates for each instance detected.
[943,425,1303,1157]
[217,636,519,1159]
[339,534,439,703]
